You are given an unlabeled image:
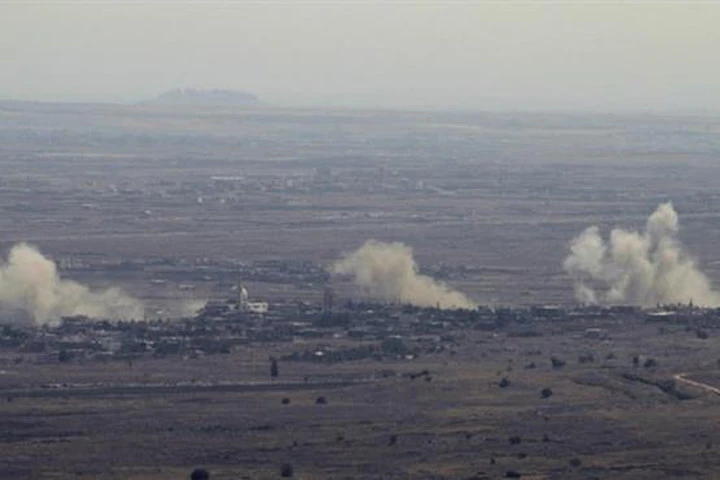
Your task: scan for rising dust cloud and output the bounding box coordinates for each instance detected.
[564,202,720,307]
[333,240,475,309]
[0,243,144,325]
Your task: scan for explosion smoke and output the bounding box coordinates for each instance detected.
[563,203,720,307]
[0,243,144,325]
[332,240,475,309]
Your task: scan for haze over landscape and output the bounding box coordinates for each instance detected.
[2,1,720,111]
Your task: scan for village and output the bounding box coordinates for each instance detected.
[2,292,717,368]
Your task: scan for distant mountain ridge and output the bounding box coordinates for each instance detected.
[147,88,262,106]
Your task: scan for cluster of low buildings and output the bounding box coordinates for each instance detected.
[1,298,718,366]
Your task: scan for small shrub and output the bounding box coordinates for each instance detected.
[499,377,511,388]
[540,388,553,399]
[504,470,522,478]
[578,353,595,364]
[280,463,294,477]
[190,469,209,480]
[270,357,279,378]
[569,458,582,468]
[315,396,328,405]
[58,349,73,363]
[281,397,291,405]
[509,436,522,445]
[643,358,658,368]
[550,357,565,369]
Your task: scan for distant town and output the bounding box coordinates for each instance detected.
[2,294,716,367]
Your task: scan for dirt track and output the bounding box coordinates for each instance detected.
[674,373,720,396]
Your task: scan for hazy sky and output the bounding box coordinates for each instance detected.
[2,1,720,111]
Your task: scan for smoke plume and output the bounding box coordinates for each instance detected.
[0,243,144,325]
[563,203,720,307]
[332,240,475,309]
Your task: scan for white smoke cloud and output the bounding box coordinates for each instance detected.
[332,240,475,309]
[163,299,207,318]
[0,243,144,325]
[563,203,720,307]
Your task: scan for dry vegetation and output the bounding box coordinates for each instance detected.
[3,317,720,479]
[2,102,720,478]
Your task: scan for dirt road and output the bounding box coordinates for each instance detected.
[674,373,720,396]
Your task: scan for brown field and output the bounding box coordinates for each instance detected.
[3,102,720,478]
[2,103,720,308]
[3,316,720,479]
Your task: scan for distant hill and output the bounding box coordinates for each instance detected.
[147,88,262,107]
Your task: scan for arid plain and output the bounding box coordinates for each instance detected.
[2,102,720,479]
